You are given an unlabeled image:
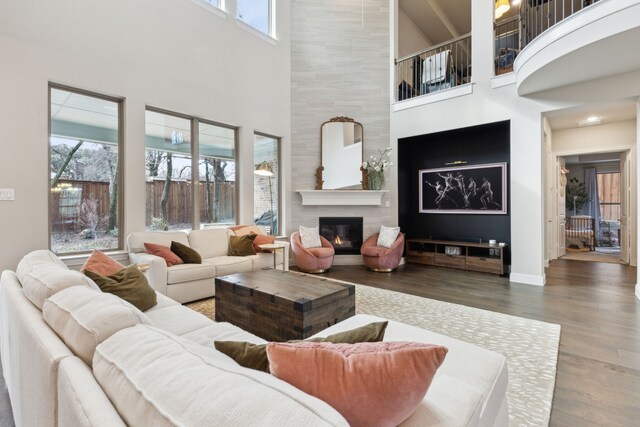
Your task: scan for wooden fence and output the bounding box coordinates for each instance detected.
[145,179,235,225]
[51,179,235,232]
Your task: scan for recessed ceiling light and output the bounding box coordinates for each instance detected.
[578,116,601,127]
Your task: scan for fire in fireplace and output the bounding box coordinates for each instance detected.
[319,217,363,255]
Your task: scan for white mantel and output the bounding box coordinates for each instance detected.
[296,190,389,206]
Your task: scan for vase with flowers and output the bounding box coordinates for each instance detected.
[362,147,392,190]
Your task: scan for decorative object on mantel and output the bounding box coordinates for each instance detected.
[315,166,324,190]
[362,147,392,191]
[316,116,363,190]
[360,166,370,190]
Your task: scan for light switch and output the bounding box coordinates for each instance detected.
[0,189,15,201]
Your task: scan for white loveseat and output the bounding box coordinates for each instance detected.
[127,227,288,303]
[0,250,509,427]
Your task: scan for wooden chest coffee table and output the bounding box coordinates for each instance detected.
[214,270,355,342]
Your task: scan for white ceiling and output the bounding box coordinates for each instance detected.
[545,100,637,130]
[399,0,471,46]
[51,88,234,151]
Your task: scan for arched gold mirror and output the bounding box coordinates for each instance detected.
[316,117,364,189]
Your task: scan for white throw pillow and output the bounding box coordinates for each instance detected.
[299,226,322,248]
[377,225,401,248]
[43,286,152,366]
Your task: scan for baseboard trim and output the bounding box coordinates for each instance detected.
[636,284,640,299]
[510,273,545,286]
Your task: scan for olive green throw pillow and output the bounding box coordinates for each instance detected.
[170,241,202,264]
[229,234,257,256]
[84,264,157,311]
[214,321,388,373]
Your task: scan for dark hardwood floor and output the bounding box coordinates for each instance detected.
[320,260,640,427]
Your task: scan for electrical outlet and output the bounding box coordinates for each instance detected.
[385,200,390,208]
[0,189,15,201]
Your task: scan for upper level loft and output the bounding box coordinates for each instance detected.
[394,0,640,102]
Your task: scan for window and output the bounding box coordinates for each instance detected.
[237,0,272,36]
[199,122,236,228]
[597,172,620,221]
[145,110,193,231]
[253,134,279,235]
[145,109,237,231]
[49,86,123,254]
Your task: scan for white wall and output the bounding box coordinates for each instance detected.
[398,7,431,58]
[390,0,640,285]
[553,121,636,154]
[0,0,291,271]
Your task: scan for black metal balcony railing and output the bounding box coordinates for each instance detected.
[493,0,602,75]
[395,33,471,102]
[521,0,601,46]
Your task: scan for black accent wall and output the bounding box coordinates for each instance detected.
[398,121,511,260]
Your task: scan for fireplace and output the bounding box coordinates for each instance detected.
[319,217,363,255]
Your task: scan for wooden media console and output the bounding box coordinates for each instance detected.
[405,238,507,276]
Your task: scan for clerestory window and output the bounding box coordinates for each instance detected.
[237,0,273,37]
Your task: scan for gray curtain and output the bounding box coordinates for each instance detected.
[584,168,600,233]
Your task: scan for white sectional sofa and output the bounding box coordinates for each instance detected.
[127,227,288,303]
[0,250,509,427]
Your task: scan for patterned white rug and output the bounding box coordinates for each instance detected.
[188,282,561,426]
[352,284,560,427]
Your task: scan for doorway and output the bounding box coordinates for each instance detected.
[559,151,626,264]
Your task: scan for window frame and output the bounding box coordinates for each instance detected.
[144,106,238,231]
[253,131,281,236]
[597,171,621,221]
[48,83,125,255]
[189,0,227,17]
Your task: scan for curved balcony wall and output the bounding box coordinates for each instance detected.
[515,0,640,96]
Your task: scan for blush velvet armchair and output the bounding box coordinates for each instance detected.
[361,232,405,272]
[290,231,335,273]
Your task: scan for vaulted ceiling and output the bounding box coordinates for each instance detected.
[399,0,471,46]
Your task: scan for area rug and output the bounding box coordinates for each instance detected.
[187,283,561,427]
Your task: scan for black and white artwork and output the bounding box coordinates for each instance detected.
[419,163,507,214]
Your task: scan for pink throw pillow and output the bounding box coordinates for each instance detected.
[80,250,125,276]
[267,341,448,427]
[252,233,276,252]
[144,243,184,267]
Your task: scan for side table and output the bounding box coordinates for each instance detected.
[258,242,289,271]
